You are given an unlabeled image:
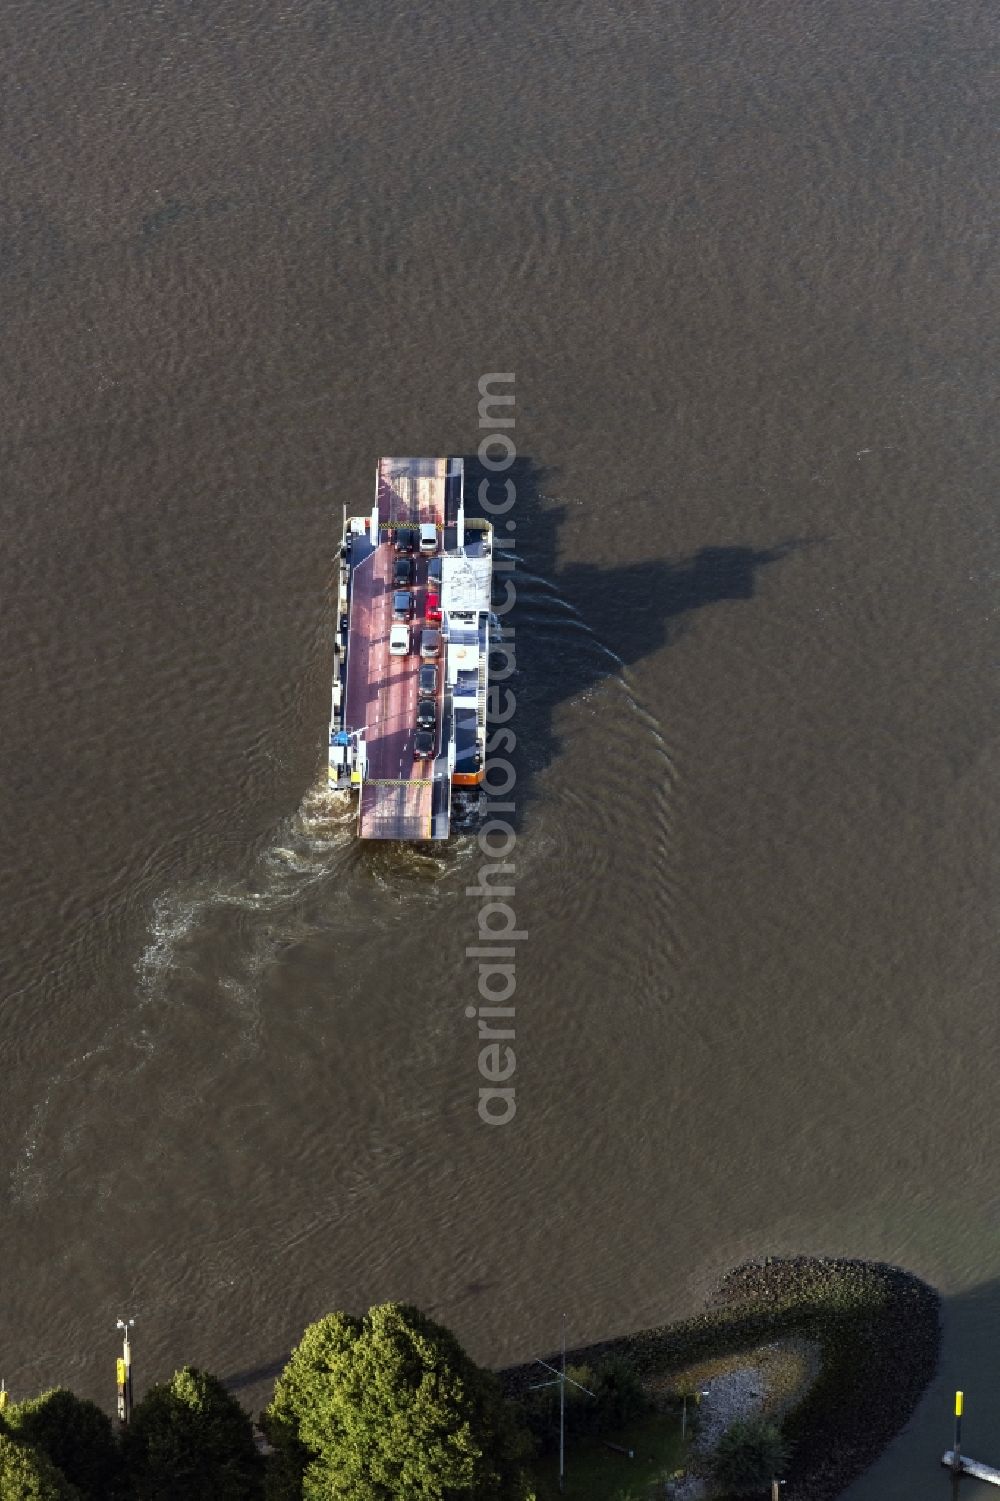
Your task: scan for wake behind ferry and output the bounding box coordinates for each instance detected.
[328,457,494,840]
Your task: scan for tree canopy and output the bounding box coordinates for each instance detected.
[521,1354,649,1447]
[5,1388,122,1501]
[122,1365,262,1501]
[266,1302,534,1500]
[0,1432,80,1501]
[712,1415,790,1495]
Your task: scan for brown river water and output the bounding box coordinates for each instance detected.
[1,2,997,1494]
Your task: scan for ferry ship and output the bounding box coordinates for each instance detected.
[327,457,493,840]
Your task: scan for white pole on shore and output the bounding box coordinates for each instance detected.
[528,1316,595,1494]
[681,1385,709,1442]
[559,1319,565,1492]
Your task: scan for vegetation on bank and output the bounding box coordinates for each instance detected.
[529,1412,684,1500]
[504,1257,941,1500]
[0,1259,939,1500]
[263,1303,533,1500]
[124,1367,263,1501]
[0,1372,261,1501]
[520,1353,684,1498]
[3,1388,125,1500]
[0,1432,81,1501]
[712,1417,790,1496]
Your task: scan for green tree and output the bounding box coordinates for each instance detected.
[0,1432,80,1500]
[5,1389,123,1501]
[712,1416,790,1495]
[266,1302,534,1500]
[123,1366,262,1501]
[522,1361,596,1444]
[591,1357,649,1432]
[522,1355,648,1447]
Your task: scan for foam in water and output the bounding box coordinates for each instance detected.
[10,781,358,1202]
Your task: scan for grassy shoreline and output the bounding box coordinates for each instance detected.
[502,1257,940,1499]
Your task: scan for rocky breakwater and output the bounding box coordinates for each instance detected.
[502,1256,940,1500]
[708,1257,940,1499]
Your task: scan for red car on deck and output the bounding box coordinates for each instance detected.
[425,591,441,623]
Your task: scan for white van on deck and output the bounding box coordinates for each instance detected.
[419,523,438,555]
[389,623,410,656]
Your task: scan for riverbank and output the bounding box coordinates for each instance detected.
[503,1257,940,1499]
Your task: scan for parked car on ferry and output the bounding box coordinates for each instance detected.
[425,591,441,623]
[413,729,435,759]
[419,629,441,658]
[418,663,438,695]
[416,698,436,729]
[427,555,442,586]
[389,623,410,656]
[419,522,438,555]
[394,527,415,553]
[393,556,414,586]
[392,590,413,619]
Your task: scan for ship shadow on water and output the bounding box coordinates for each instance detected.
[455,453,811,830]
[346,454,809,858]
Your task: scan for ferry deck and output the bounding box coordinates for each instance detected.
[329,457,492,841]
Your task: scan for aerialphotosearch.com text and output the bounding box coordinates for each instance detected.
[467,372,522,1125]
